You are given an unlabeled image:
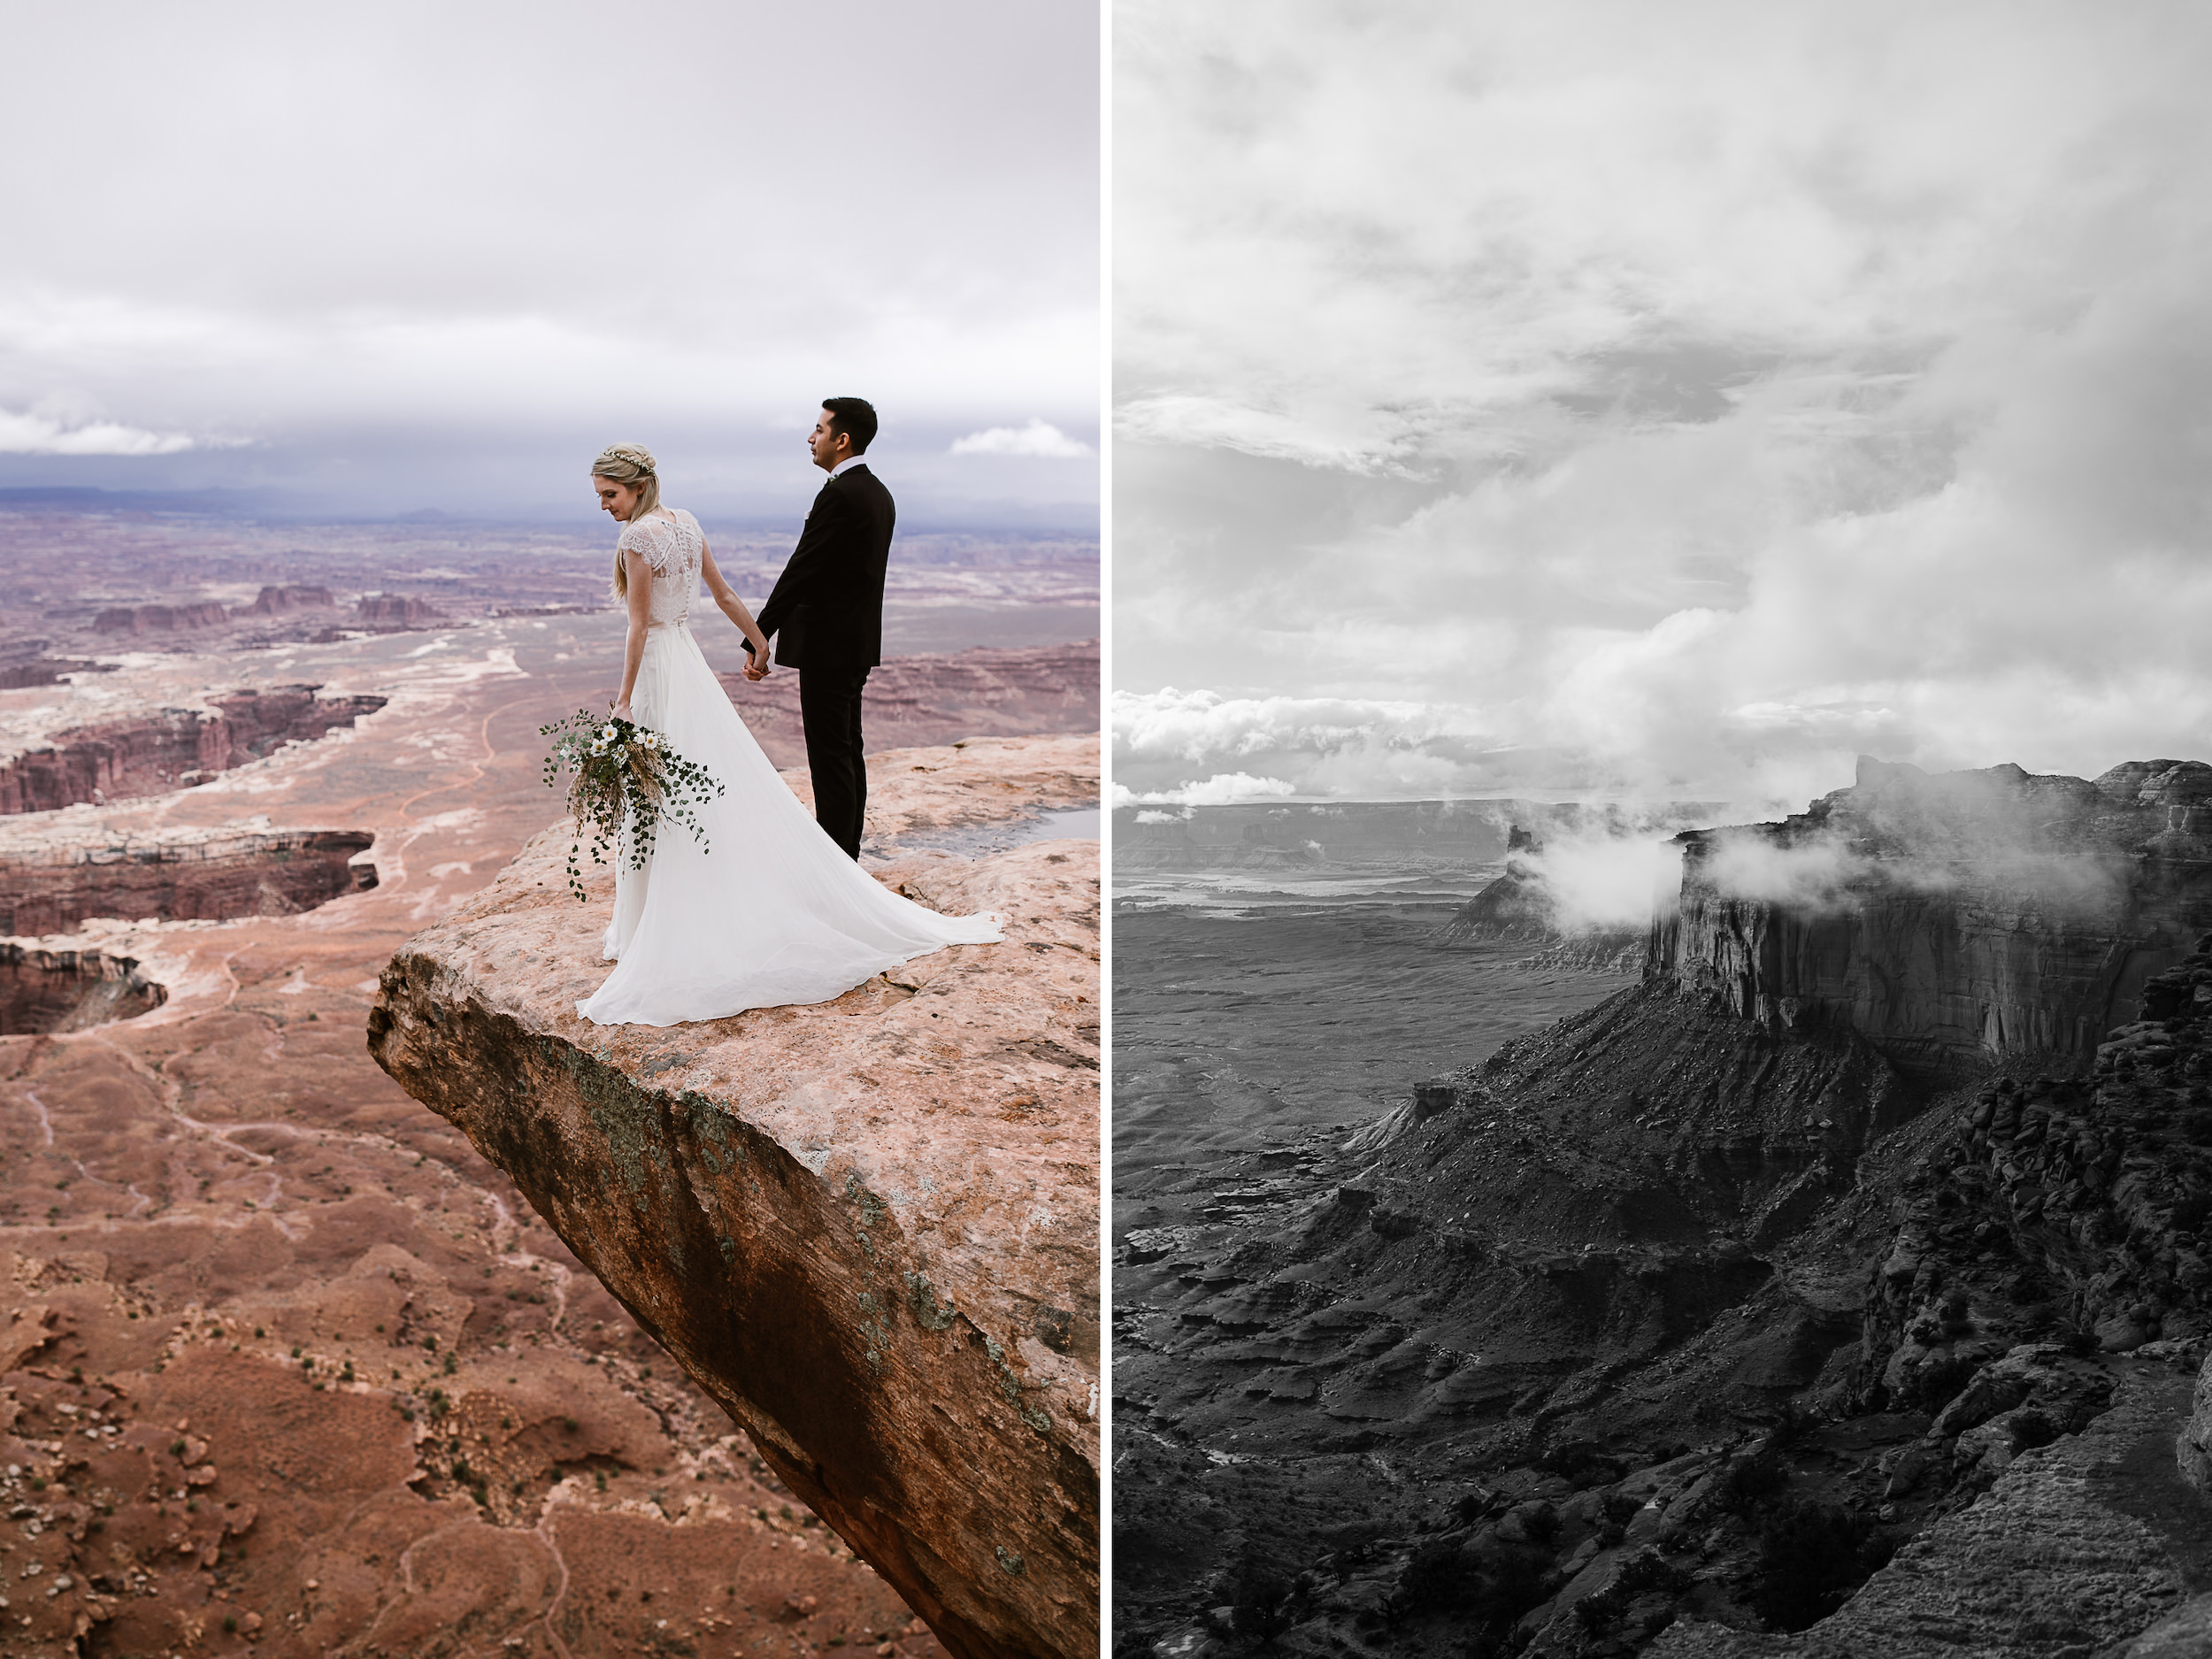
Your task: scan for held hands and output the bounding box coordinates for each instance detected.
[742,641,772,682]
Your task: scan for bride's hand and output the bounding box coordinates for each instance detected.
[612,700,632,719]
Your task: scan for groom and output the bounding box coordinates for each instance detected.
[746,397,892,859]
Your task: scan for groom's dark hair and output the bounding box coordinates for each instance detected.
[822,397,878,456]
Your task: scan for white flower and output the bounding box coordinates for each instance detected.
[600,724,617,741]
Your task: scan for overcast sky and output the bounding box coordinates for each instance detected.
[0,0,1097,526]
[1114,0,2212,811]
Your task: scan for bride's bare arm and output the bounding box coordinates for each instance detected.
[700,545,772,673]
[613,549,652,715]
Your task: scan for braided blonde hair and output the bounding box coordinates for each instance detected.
[592,443,662,597]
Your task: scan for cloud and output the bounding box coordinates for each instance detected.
[1115,3,2212,805]
[1110,771,1299,808]
[950,419,1094,458]
[0,407,205,456]
[0,3,1097,516]
[1115,395,1409,472]
[1525,834,1685,933]
[1133,808,1189,824]
[1113,685,1597,802]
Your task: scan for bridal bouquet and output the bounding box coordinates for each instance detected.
[540,710,725,902]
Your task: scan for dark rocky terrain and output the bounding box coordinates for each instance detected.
[1115,756,2212,1659]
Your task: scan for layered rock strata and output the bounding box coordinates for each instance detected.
[237,583,335,616]
[0,821,375,934]
[0,684,388,813]
[0,657,111,690]
[91,601,231,636]
[357,594,442,626]
[1651,757,2212,1064]
[371,741,1100,1659]
[0,938,163,1033]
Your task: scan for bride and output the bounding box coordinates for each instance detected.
[573,442,1002,1026]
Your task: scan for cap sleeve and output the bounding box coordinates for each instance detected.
[617,517,672,573]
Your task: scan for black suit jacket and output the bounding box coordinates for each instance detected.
[755,463,894,672]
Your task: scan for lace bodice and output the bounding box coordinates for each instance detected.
[618,510,704,629]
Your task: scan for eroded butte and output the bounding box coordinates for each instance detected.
[0,515,1100,1659]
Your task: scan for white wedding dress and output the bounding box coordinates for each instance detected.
[575,509,1002,1026]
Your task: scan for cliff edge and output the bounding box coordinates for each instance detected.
[369,735,1099,1659]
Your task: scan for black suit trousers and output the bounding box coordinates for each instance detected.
[799,666,871,859]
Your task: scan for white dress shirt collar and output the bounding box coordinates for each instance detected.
[828,454,872,480]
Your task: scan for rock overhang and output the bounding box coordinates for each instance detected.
[368,740,1099,1659]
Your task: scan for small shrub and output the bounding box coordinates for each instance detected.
[1397,1538,1474,1613]
[1915,1350,1978,1410]
[1754,1501,1893,1631]
[1716,1448,1788,1515]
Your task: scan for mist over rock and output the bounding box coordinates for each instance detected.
[371,737,1100,1659]
[1652,756,2212,1064]
[1432,825,1648,971]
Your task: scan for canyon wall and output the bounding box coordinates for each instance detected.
[0,825,375,935]
[91,601,231,636]
[1648,757,2212,1066]
[0,939,164,1033]
[0,685,388,813]
[237,583,334,615]
[356,594,442,626]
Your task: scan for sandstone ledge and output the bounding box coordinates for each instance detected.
[368,737,1099,1659]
